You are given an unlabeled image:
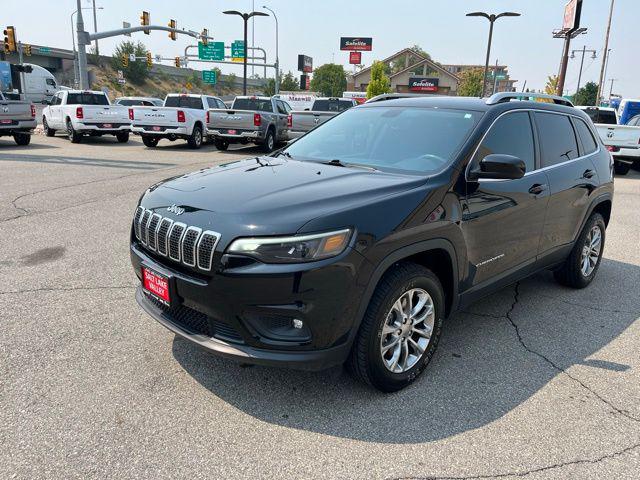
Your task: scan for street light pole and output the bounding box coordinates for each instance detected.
[608,78,617,100]
[223,10,269,96]
[262,5,279,94]
[466,11,521,97]
[92,0,99,55]
[571,46,597,95]
[76,0,89,89]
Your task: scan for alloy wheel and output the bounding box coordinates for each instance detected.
[580,225,602,277]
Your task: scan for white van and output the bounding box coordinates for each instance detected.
[21,64,57,104]
[273,92,318,111]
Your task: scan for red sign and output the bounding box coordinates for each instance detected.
[409,77,439,92]
[563,0,582,32]
[142,267,170,305]
[349,51,362,65]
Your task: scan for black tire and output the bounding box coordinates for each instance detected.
[214,139,229,151]
[347,262,445,392]
[43,117,55,137]
[67,120,82,143]
[614,162,630,175]
[116,131,130,143]
[13,133,31,146]
[554,213,606,289]
[261,128,275,153]
[187,125,203,149]
[142,135,159,148]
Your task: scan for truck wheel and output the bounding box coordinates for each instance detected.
[347,262,444,392]
[554,213,606,289]
[13,133,31,146]
[141,135,159,148]
[214,139,229,151]
[116,131,130,143]
[67,120,82,144]
[261,129,275,153]
[43,117,55,137]
[614,162,630,175]
[187,125,203,149]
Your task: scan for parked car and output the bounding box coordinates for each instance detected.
[0,91,36,145]
[289,97,358,139]
[42,90,131,143]
[618,99,640,125]
[273,92,317,111]
[114,96,164,107]
[130,92,613,392]
[206,96,291,152]
[130,94,225,149]
[576,106,640,175]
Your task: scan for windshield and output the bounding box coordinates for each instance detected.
[117,99,154,106]
[313,99,353,112]
[582,108,617,125]
[164,96,203,109]
[66,93,109,105]
[233,98,272,112]
[284,106,481,174]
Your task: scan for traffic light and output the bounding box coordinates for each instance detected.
[174,56,181,68]
[146,52,153,68]
[24,44,31,56]
[3,26,16,53]
[201,28,208,46]
[122,54,129,68]
[140,11,150,34]
[168,19,176,41]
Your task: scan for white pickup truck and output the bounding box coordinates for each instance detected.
[576,106,640,175]
[130,94,226,149]
[289,97,358,139]
[42,90,131,143]
[0,91,36,146]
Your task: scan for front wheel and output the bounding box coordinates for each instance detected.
[67,120,82,143]
[261,129,275,153]
[13,133,31,146]
[141,135,159,148]
[115,131,130,143]
[187,125,203,149]
[347,262,444,392]
[554,212,606,288]
[43,117,55,137]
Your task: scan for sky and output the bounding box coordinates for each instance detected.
[2,0,638,98]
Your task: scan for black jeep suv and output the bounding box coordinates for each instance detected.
[130,93,613,392]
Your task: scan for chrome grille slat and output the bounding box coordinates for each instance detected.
[133,207,221,272]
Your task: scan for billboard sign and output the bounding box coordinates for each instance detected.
[563,0,582,32]
[297,55,313,73]
[340,37,373,51]
[299,74,310,90]
[409,77,439,92]
[349,51,362,65]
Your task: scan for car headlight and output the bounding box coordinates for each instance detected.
[227,229,352,264]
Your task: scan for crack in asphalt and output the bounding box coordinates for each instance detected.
[0,285,136,296]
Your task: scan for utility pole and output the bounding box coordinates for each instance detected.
[608,78,617,100]
[92,0,99,55]
[571,46,597,95]
[597,0,615,105]
[76,0,89,89]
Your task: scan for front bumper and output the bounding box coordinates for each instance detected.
[130,241,367,371]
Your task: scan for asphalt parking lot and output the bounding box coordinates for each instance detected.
[1,134,639,479]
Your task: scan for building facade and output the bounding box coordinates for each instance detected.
[442,64,518,92]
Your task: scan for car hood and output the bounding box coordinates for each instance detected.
[139,157,428,243]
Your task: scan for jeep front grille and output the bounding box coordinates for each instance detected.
[133,206,220,272]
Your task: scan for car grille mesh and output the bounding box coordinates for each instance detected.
[133,207,220,271]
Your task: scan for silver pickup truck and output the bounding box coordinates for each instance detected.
[0,91,36,146]
[207,96,291,152]
[289,97,357,139]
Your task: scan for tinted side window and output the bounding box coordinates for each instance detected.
[216,99,227,109]
[535,113,579,167]
[276,100,287,114]
[475,112,535,172]
[574,118,598,154]
[206,97,217,108]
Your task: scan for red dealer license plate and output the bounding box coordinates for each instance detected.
[102,123,112,128]
[1,119,11,124]
[227,129,237,135]
[142,267,170,305]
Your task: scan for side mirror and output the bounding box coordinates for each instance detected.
[469,154,526,180]
[304,108,310,111]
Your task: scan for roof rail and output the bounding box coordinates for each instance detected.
[365,93,434,104]
[486,92,574,107]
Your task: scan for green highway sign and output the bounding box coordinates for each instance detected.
[198,41,224,61]
[231,40,245,61]
[38,47,51,54]
[202,70,217,84]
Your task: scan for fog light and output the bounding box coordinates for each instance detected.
[292,319,304,329]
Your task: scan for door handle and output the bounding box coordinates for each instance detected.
[582,169,595,179]
[528,184,547,195]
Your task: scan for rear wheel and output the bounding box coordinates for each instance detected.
[141,135,159,148]
[347,262,444,392]
[67,120,81,143]
[116,131,130,143]
[187,125,203,149]
[614,162,630,175]
[261,129,275,153]
[13,133,31,146]
[43,117,55,137]
[214,139,229,151]
[554,212,606,289]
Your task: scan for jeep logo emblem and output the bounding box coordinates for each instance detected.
[167,204,185,215]
[1,106,8,113]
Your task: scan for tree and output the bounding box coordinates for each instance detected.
[410,44,431,61]
[309,64,347,97]
[574,81,598,106]
[111,41,150,84]
[458,68,484,97]
[544,75,559,95]
[281,71,300,92]
[366,61,391,99]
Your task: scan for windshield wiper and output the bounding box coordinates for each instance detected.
[322,159,378,171]
[274,151,293,159]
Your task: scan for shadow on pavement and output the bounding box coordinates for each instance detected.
[171,258,639,444]
[0,152,175,170]
[0,141,59,150]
